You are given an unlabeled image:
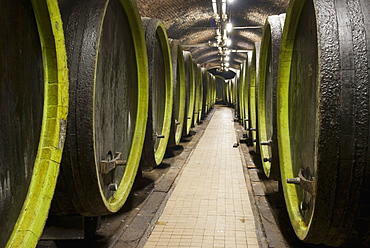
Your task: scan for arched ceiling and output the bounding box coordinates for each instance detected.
[136,0,289,75]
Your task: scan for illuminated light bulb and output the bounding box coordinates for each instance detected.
[226,39,232,46]
[225,56,230,61]
[226,23,233,32]
[212,0,217,14]
[225,62,230,67]
[226,49,231,55]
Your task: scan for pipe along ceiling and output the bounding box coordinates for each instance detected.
[136,0,289,79]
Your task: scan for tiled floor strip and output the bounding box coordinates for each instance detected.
[144,107,259,248]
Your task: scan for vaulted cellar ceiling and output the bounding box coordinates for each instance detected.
[136,0,289,74]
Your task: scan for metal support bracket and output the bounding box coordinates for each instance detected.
[155,132,165,138]
[261,139,272,146]
[287,169,316,196]
[100,152,126,174]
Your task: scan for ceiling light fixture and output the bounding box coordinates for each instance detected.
[226,39,232,46]
[226,22,233,32]
[211,0,234,72]
[212,0,217,15]
[222,0,226,15]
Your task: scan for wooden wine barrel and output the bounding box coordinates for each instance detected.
[211,75,217,106]
[140,18,173,168]
[207,74,215,108]
[210,74,216,109]
[229,76,237,106]
[277,0,370,246]
[229,78,235,105]
[248,42,261,150]
[257,14,285,180]
[193,63,203,126]
[224,78,230,103]
[234,69,242,121]
[55,0,149,217]
[182,52,196,136]
[216,75,228,104]
[167,39,186,147]
[201,67,211,119]
[0,0,68,247]
[232,71,240,118]
[239,57,251,133]
[244,56,253,131]
[226,79,234,106]
[208,71,213,114]
[238,60,248,129]
[214,76,217,103]
[237,64,243,124]
[197,65,204,123]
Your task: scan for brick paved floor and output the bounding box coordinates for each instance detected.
[144,107,259,248]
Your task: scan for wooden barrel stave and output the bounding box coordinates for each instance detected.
[278,0,370,246]
[0,0,68,247]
